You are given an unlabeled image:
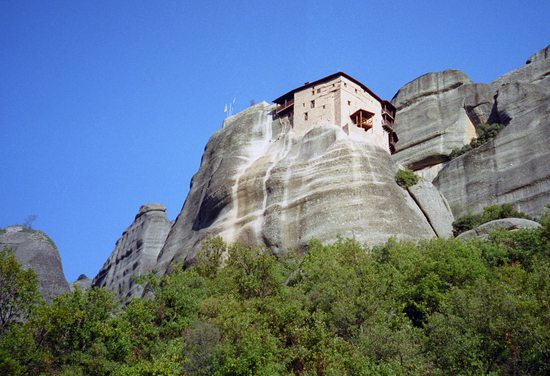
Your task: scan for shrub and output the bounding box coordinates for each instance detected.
[395,168,419,189]
[452,203,531,236]
[449,123,505,159]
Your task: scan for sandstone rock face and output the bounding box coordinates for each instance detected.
[391,70,482,170]
[0,226,69,302]
[494,44,550,90]
[407,180,454,238]
[456,218,541,240]
[70,274,92,291]
[434,81,550,218]
[393,45,550,218]
[157,102,437,272]
[93,203,171,299]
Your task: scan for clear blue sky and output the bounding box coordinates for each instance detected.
[1,1,549,282]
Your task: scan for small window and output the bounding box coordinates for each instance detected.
[355,88,358,93]
[310,100,315,108]
[312,89,315,95]
[332,83,335,87]
[348,100,351,106]
[304,112,308,121]
[344,82,347,87]
[303,103,305,107]
[322,105,326,109]
[317,88,321,93]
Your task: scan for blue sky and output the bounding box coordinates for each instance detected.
[1,0,549,282]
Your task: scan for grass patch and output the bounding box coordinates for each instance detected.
[395,168,419,188]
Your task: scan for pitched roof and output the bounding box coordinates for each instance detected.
[273,71,394,110]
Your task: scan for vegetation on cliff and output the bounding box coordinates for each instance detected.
[1,216,549,375]
[449,123,506,160]
[395,168,419,189]
[452,203,531,236]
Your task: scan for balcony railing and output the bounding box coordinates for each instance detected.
[382,107,395,119]
[275,99,294,114]
[382,119,394,132]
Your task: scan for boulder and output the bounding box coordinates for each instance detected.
[0,226,69,302]
[93,203,171,299]
[407,180,454,237]
[391,70,485,170]
[157,102,438,273]
[456,218,541,240]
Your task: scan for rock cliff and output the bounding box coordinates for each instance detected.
[0,226,69,302]
[93,204,171,298]
[393,44,550,217]
[156,102,448,273]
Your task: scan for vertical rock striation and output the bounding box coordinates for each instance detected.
[93,203,171,299]
[0,226,69,302]
[157,102,439,273]
[392,44,550,218]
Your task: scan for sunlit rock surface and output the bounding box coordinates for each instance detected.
[393,45,550,218]
[456,218,541,240]
[391,70,483,170]
[93,203,171,298]
[157,102,438,272]
[433,45,550,218]
[0,226,69,302]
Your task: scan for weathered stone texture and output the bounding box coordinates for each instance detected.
[93,203,171,299]
[157,102,437,273]
[393,45,550,218]
[456,218,541,240]
[391,70,481,170]
[0,226,69,302]
[408,180,454,238]
[434,82,550,218]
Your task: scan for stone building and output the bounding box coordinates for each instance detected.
[273,72,398,153]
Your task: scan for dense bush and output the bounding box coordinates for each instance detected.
[1,224,549,375]
[452,203,531,236]
[450,123,505,159]
[395,168,419,188]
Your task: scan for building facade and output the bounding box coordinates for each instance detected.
[273,72,398,153]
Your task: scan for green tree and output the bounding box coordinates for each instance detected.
[0,246,41,335]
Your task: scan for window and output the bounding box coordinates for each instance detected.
[312,89,315,95]
[310,100,315,108]
[348,100,351,106]
[355,88,358,93]
[344,82,347,87]
[322,105,326,109]
[317,88,321,93]
[304,112,308,120]
[303,103,305,107]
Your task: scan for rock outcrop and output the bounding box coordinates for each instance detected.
[407,180,454,238]
[456,218,541,240]
[0,226,69,302]
[391,70,481,170]
[71,274,92,291]
[393,44,550,218]
[157,102,439,273]
[434,81,550,217]
[93,204,171,299]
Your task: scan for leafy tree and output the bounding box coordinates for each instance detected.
[0,246,41,335]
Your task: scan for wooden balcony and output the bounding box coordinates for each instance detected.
[275,98,294,114]
[382,107,395,119]
[382,118,394,132]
